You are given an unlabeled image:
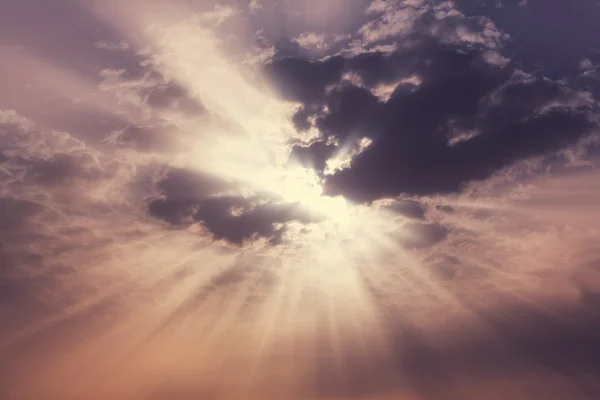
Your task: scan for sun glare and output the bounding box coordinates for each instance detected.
[275,166,350,221]
[193,133,353,222]
[119,4,378,233]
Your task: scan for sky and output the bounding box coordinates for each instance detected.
[1,0,600,399]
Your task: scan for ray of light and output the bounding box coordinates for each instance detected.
[3,1,600,399]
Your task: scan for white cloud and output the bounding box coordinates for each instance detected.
[325,137,373,175]
[291,32,351,53]
[294,32,328,50]
[197,4,240,26]
[359,2,429,44]
[371,75,422,102]
[580,58,594,71]
[355,0,507,53]
[482,50,511,67]
[0,109,35,132]
[242,44,276,66]
[341,40,399,56]
[433,1,464,20]
[438,17,506,49]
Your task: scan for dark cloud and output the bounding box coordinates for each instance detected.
[316,84,383,141]
[381,199,427,220]
[148,197,200,226]
[154,168,234,201]
[192,195,322,245]
[291,103,324,132]
[264,56,345,103]
[147,168,325,245]
[147,167,234,225]
[267,8,598,202]
[289,139,337,171]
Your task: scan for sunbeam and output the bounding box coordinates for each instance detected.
[2,0,600,399]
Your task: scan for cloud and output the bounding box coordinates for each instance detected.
[265,3,598,202]
[379,198,427,220]
[291,167,600,399]
[97,63,205,119]
[3,1,600,399]
[580,58,594,71]
[293,32,328,50]
[291,32,351,53]
[360,0,429,44]
[0,108,143,341]
[0,121,114,200]
[197,4,240,27]
[264,56,345,103]
[192,196,324,246]
[0,109,35,133]
[147,166,328,246]
[146,167,234,225]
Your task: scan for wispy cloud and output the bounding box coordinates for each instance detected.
[1,0,600,399]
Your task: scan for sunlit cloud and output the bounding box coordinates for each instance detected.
[1,0,600,399]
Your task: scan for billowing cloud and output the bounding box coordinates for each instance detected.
[2,1,600,399]
[266,1,598,202]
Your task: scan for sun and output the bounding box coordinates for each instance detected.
[270,166,351,222]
